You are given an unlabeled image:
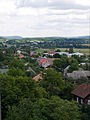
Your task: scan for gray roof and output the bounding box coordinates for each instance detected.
[67,69,90,80]
[0,69,8,74]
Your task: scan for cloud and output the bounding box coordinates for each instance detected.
[16,0,48,8]
[0,0,89,37]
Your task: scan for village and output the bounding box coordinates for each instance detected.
[0,37,90,120]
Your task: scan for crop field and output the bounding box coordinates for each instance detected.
[36,48,90,55]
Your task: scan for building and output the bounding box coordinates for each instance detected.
[37,57,55,69]
[48,51,56,56]
[69,52,84,57]
[67,69,90,80]
[56,52,69,56]
[71,83,90,105]
[33,74,42,81]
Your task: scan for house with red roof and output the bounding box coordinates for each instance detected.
[48,51,56,56]
[33,74,42,82]
[37,57,55,69]
[71,83,90,105]
[39,59,50,68]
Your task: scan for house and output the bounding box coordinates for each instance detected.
[19,55,24,59]
[37,57,55,69]
[33,74,42,81]
[48,51,56,56]
[30,51,35,56]
[46,58,55,65]
[40,59,50,68]
[69,52,84,57]
[56,52,69,56]
[71,83,90,105]
[17,50,21,54]
[67,69,90,80]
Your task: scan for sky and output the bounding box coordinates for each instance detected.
[0,0,90,37]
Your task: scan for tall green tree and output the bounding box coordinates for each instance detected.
[6,96,80,120]
[53,56,69,72]
[0,74,47,119]
[40,69,64,96]
[9,59,25,70]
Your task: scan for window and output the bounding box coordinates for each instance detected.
[77,97,79,103]
[88,100,90,105]
[81,99,83,104]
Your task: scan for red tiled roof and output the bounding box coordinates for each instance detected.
[23,52,28,54]
[19,55,24,59]
[48,51,56,54]
[33,74,42,81]
[14,53,21,56]
[71,83,90,98]
[40,59,48,63]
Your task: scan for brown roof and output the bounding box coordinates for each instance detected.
[71,83,90,98]
[33,74,42,81]
[46,58,55,65]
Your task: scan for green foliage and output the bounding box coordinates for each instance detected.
[41,69,64,96]
[6,96,80,120]
[60,82,75,100]
[55,49,61,52]
[0,74,47,119]
[53,56,69,72]
[81,105,90,120]
[68,58,79,73]
[53,53,61,58]
[9,59,25,70]
[7,68,25,77]
[68,62,79,73]
[0,51,4,61]
[69,48,74,53]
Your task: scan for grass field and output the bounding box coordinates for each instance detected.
[36,48,90,56]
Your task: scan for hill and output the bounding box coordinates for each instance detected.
[1,36,23,40]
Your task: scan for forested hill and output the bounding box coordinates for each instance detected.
[0,36,89,42]
[0,36,89,49]
[1,36,23,40]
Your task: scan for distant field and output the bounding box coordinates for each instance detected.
[58,48,90,56]
[82,44,90,46]
[36,48,90,55]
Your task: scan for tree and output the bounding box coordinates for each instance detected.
[0,51,4,61]
[68,62,79,73]
[6,96,80,120]
[55,49,61,52]
[53,56,69,72]
[7,68,25,77]
[69,47,73,53]
[81,105,90,120]
[40,69,64,96]
[0,74,47,119]
[9,59,25,70]
[53,53,60,58]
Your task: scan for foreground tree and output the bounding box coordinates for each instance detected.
[40,69,64,96]
[0,74,47,119]
[6,96,80,120]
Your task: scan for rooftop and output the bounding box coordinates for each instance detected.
[71,83,90,98]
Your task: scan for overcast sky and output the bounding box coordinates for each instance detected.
[0,0,90,37]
